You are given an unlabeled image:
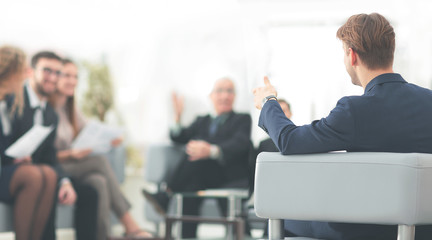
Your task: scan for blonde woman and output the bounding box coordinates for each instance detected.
[49,59,151,239]
[0,45,57,240]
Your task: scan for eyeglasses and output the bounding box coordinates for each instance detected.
[213,88,235,94]
[40,67,61,77]
[61,73,78,79]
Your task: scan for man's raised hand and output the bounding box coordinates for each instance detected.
[172,92,184,123]
[252,76,277,110]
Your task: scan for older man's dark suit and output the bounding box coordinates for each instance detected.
[169,111,252,237]
[11,87,98,240]
[259,73,432,240]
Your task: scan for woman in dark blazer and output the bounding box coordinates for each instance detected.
[0,45,57,240]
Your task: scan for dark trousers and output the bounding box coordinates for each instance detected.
[41,193,56,240]
[168,158,226,238]
[42,179,98,240]
[284,220,432,240]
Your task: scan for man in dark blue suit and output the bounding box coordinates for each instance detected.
[253,13,432,240]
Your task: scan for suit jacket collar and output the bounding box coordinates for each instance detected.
[364,73,406,93]
[210,111,233,125]
[211,111,232,121]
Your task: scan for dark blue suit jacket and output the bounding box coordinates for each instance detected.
[258,73,432,240]
[259,73,432,155]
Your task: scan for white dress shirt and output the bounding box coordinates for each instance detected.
[0,100,11,136]
[25,83,47,125]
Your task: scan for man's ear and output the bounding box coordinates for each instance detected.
[349,48,357,66]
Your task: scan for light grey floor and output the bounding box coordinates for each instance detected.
[0,172,264,239]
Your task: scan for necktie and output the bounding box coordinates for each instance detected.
[0,101,11,136]
[209,116,221,136]
[34,106,43,125]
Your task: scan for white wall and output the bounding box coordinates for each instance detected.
[2,0,432,149]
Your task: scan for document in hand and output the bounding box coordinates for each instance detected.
[6,125,54,159]
[71,121,123,155]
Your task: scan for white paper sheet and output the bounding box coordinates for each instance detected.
[71,121,122,154]
[5,125,54,159]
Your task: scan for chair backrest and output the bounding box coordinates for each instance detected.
[106,144,126,183]
[144,143,184,183]
[254,152,432,225]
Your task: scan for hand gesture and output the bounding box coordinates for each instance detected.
[58,182,77,205]
[69,148,92,160]
[111,136,123,147]
[172,92,184,123]
[252,76,278,110]
[186,140,211,161]
[13,156,32,164]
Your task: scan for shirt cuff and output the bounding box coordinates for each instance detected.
[210,145,222,161]
[60,177,71,186]
[170,123,182,137]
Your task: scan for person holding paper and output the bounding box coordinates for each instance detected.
[0,45,57,240]
[11,51,98,240]
[48,58,151,239]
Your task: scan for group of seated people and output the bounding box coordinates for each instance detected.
[0,44,288,240]
[4,11,432,240]
[0,44,291,240]
[0,47,151,240]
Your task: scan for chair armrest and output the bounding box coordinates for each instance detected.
[0,203,14,231]
[254,152,432,225]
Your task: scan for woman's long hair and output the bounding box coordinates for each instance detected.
[49,59,80,137]
[0,45,26,116]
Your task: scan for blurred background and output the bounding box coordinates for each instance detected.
[3,0,432,238]
[2,0,432,168]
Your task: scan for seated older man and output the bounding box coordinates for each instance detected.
[144,77,252,238]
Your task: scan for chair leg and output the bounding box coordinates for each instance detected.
[268,219,283,240]
[174,194,183,239]
[397,224,415,240]
[155,222,161,237]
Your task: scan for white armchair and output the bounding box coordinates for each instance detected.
[254,152,432,240]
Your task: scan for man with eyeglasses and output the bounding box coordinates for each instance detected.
[10,51,98,240]
[143,77,252,238]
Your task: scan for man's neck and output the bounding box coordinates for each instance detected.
[359,67,394,89]
[213,110,232,117]
[0,90,6,101]
[26,81,48,110]
[29,79,46,102]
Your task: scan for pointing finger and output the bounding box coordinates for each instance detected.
[264,76,271,86]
